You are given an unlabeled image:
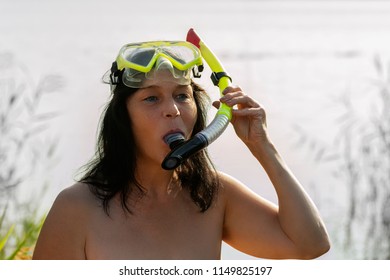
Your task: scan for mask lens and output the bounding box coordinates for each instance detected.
[123,47,155,68]
[160,45,197,66]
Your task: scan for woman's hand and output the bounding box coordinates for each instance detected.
[213,85,269,146]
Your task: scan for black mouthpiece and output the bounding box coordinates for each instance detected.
[164,133,185,149]
[161,133,208,170]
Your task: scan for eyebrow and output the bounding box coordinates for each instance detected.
[140,84,191,91]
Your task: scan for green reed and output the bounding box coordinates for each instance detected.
[293,55,390,259]
[0,52,64,259]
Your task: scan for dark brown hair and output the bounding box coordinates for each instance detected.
[79,81,219,214]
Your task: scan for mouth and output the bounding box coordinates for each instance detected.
[163,130,185,146]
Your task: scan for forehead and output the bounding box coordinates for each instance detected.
[139,79,193,93]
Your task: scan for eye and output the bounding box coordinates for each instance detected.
[143,96,158,103]
[175,93,191,102]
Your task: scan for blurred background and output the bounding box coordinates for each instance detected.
[1,0,390,259]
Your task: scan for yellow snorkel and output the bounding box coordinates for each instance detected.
[161,28,232,170]
[187,28,233,120]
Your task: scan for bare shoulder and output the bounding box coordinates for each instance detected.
[33,182,98,260]
[56,182,99,208]
[48,182,100,220]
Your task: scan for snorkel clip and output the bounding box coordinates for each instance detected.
[192,64,204,78]
[211,71,232,86]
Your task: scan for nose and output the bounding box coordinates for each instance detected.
[163,99,180,118]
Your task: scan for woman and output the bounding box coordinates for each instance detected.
[33,40,330,259]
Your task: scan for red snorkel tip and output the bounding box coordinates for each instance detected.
[186,28,201,48]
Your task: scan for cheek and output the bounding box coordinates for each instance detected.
[126,99,152,134]
[128,112,152,137]
[127,107,148,138]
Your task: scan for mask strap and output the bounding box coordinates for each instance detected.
[110,62,121,85]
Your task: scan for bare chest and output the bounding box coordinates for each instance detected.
[85,200,224,259]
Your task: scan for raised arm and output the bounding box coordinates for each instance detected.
[217,86,330,259]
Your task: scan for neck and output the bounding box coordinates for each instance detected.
[134,161,180,200]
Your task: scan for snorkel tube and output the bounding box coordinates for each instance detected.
[161,28,232,170]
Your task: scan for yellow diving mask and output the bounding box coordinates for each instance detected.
[103,41,204,89]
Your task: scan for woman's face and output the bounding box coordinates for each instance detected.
[126,79,198,167]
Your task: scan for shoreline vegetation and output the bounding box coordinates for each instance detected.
[0,52,64,259]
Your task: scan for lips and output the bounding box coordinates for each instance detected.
[163,130,185,145]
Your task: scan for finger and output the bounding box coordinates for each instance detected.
[221,94,260,108]
[222,85,243,96]
[220,90,243,100]
[212,100,221,109]
[232,106,266,117]
[220,90,245,104]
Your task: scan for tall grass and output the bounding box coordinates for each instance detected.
[294,56,390,259]
[0,51,64,259]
